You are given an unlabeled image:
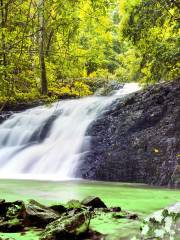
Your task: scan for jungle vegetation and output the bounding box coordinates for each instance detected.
[0,0,179,104]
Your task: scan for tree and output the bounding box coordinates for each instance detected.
[38,0,48,95]
[118,0,180,84]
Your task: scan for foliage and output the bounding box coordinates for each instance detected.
[0,0,119,104]
[0,0,179,105]
[118,0,180,85]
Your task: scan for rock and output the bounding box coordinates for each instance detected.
[95,81,123,96]
[67,208,84,217]
[140,202,180,239]
[127,213,138,220]
[40,211,91,240]
[0,200,25,220]
[6,201,25,220]
[0,112,13,124]
[0,219,24,232]
[146,202,180,224]
[93,206,121,214]
[0,200,6,216]
[25,200,59,227]
[67,200,82,209]
[166,202,180,216]
[112,213,125,219]
[77,79,180,187]
[50,204,67,214]
[112,211,138,220]
[109,207,121,213]
[0,238,16,240]
[79,230,105,240]
[81,196,107,209]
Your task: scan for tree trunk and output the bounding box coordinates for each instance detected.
[39,0,48,95]
[1,0,7,86]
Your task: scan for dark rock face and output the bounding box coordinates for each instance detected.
[77,79,180,187]
[0,112,13,124]
[0,101,44,123]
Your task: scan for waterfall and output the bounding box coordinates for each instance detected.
[0,83,141,180]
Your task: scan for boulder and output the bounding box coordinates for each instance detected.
[0,200,25,220]
[0,200,6,216]
[140,202,180,239]
[0,219,24,232]
[50,204,67,214]
[25,200,59,227]
[110,207,121,213]
[81,196,107,209]
[40,211,91,240]
[66,200,82,209]
[6,201,25,220]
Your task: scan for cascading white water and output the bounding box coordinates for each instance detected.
[0,83,141,180]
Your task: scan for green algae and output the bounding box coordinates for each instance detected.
[0,230,40,240]
[0,179,179,239]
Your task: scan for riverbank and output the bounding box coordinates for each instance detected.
[0,179,179,240]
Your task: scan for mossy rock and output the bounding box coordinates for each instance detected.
[40,211,91,240]
[25,200,60,227]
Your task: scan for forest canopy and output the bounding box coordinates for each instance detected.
[0,0,179,103]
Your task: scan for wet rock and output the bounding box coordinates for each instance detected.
[109,207,121,213]
[6,201,25,220]
[0,112,13,124]
[78,79,180,187]
[0,219,24,232]
[67,208,85,217]
[0,238,16,240]
[79,230,105,240]
[112,214,125,219]
[81,196,107,209]
[127,213,138,220]
[112,211,138,220]
[93,206,121,214]
[0,200,6,216]
[40,211,91,240]
[139,202,180,239]
[50,204,67,214]
[67,200,82,209]
[0,200,25,220]
[25,200,59,227]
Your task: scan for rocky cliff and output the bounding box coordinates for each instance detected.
[77,79,180,187]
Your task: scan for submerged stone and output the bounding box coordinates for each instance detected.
[109,207,121,213]
[81,196,107,209]
[0,238,16,240]
[40,211,91,240]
